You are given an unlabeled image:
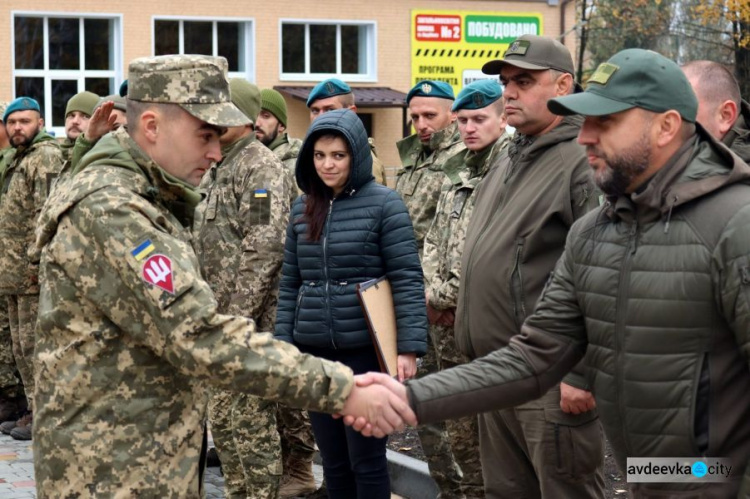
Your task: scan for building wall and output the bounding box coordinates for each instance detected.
[1,0,574,172]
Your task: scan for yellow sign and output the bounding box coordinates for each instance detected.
[411,9,544,93]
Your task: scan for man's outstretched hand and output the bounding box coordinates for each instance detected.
[340,372,417,437]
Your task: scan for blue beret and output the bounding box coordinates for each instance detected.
[452,80,503,111]
[306,78,351,107]
[406,80,455,104]
[3,97,41,123]
[119,80,128,98]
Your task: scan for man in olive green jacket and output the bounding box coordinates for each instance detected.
[454,35,605,498]
[682,60,750,162]
[357,48,750,499]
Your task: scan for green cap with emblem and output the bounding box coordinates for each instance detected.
[406,80,455,104]
[127,54,250,127]
[3,97,41,123]
[482,35,576,75]
[547,49,698,122]
[452,79,503,111]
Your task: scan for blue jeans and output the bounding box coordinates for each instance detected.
[300,345,390,499]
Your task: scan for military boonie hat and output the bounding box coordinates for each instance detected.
[3,97,41,123]
[482,35,576,76]
[547,49,698,122]
[452,80,503,111]
[406,80,455,104]
[127,54,249,127]
[306,78,351,107]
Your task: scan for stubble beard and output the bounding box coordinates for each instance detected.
[593,131,652,197]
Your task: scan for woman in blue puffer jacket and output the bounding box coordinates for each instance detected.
[275,109,427,498]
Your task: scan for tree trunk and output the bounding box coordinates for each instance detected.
[735,19,750,98]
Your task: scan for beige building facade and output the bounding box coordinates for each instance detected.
[1,0,575,171]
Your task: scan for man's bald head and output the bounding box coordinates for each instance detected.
[682,60,740,140]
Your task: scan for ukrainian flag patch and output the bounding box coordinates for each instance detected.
[254,189,268,198]
[131,239,156,261]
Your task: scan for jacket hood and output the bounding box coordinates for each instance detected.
[296,109,373,195]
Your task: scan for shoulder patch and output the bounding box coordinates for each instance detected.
[142,254,175,294]
[131,239,155,261]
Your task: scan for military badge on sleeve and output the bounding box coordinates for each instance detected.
[142,254,175,294]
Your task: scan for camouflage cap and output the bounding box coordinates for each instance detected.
[547,49,698,122]
[127,55,249,127]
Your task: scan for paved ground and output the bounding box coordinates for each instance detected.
[0,433,403,499]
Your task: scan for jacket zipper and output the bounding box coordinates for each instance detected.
[294,283,314,334]
[323,200,336,349]
[615,219,638,456]
[510,238,527,330]
[461,165,516,357]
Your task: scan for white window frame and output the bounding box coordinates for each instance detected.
[279,19,377,83]
[152,16,255,83]
[11,11,124,138]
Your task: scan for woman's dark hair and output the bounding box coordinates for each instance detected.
[304,131,351,241]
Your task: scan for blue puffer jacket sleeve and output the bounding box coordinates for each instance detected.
[274,197,303,344]
[380,190,428,356]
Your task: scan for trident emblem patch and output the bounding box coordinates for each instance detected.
[142,254,175,294]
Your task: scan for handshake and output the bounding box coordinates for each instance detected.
[338,372,418,438]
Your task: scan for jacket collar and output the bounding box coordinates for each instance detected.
[723,99,750,163]
[268,132,289,151]
[397,122,462,168]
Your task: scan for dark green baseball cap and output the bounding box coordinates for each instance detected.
[547,49,698,122]
[482,35,575,75]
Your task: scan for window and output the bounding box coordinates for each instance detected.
[12,13,122,136]
[280,20,377,82]
[153,18,254,81]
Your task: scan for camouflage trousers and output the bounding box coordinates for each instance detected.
[276,404,315,468]
[0,298,22,396]
[7,295,37,410]
[416,331,470,499]
[209,389,282,498]
[429,324,484,498]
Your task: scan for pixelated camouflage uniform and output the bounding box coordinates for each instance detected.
[194,132,296,498]
[263,131,318,475]
[0,145,22,400]
[0,130,63,410]
[32,127,354,498]
[267,132,302,176]
[396,121,467,498]
[370,139,387,186]
[422,133,510,498]
[56,134,98,187]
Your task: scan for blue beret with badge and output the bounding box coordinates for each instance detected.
[3,96,41,123]
[406,80,455,104]
[306,78,352,107]
[452,80,503,111]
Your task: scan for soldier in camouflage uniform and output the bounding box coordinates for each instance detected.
[422,80,510,498]
[395,80,467,498]
[0,102,25,423]
[256,89,303,174]
[0,97,64,441]
[307,79,387,186]
[255,88,317,497]
[31,54,413,498]
[59,91,99,163]
[194,78,297,498]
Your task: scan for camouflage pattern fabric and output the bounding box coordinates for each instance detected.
[127,55,249,128]
[0,131,63,409]
[395,122,466,258]
[0,297,22,395]
[32,128,354,498]
[267,132,302,177]
[369,138,387,186]
[277,404,316,464]
[7,296,36,410]
[0,131,63,295]
[0,147,15,203]
[194,132,296,498]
